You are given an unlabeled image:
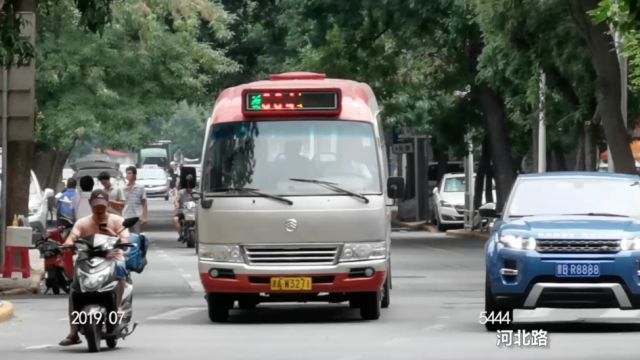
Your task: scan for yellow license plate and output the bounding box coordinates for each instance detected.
[270,277,312,291]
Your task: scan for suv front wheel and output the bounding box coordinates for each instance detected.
[484,272,513,331]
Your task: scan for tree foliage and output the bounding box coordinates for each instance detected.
[35,0,239,152]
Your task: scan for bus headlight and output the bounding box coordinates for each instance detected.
[340,242,387,262]
[199,244,244,263]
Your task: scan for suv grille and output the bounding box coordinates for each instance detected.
[536,239,621,253]
[243,245,340,265]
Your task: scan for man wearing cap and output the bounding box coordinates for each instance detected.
[98,171,125,215]
[59,189,130,346]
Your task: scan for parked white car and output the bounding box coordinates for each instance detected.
[431,173,495,231]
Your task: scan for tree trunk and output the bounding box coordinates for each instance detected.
[475,85,518,212]
[553,144,567,171]
[570,0,635,174]
[585,115,598,171]
[5,141,34,225]
[466,33,517,212]
[575,124,586,171]
[433,147,449,187]
[33,146,70,192]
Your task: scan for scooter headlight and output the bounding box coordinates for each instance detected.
[79,273,108,291]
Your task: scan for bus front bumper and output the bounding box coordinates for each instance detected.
[198,259,388,294]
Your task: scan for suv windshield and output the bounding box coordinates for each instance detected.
[202,120,381,196]
[505,177,640,218]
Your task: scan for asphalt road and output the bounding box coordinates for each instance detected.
[2,199,640,359]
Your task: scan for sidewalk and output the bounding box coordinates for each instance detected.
[392,220,439,233]
[445,228,490,240]
[0,249,44,296]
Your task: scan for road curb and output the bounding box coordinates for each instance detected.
[0,301,15,323]
[445,229,490,240]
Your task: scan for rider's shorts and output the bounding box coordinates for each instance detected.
[115,260,128,280]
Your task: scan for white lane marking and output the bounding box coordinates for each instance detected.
[422,324,446,331]
[57,317,67,321]
[181,273,192,278]
[25,344,54,350]
[147,307,205,320]
[188,281,203,292]
[383,337,411,346]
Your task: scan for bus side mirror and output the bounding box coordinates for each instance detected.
[180,166,197,189]
[201,198,213,209]
[387,177,405,199]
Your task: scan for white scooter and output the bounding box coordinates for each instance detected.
[65,217,139,352]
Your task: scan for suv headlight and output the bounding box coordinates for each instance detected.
[499,234,536,250]
[439,200,453,208]
[340,241,388,262]
[199,244,243,263]
[621,237,640,251]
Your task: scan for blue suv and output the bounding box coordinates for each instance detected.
[482,172,640,331]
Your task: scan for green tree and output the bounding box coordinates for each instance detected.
[33,0,239,187]
[161,101,208,159]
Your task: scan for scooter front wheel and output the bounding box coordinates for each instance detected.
[84,322,102,353]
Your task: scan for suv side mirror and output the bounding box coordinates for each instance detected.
[387,176,405,199]
[478,203,498,218]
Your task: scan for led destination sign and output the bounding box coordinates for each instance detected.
[243,90,340,113]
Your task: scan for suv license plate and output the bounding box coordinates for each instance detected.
[270,277,312,291]
[555,263,600,277]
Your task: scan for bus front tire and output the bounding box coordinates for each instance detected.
[359,292,381,320]
[207,294,232,322]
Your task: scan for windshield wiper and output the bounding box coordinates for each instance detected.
[211,187,293,205]
[566,212,629,218]
[289,178,369,204]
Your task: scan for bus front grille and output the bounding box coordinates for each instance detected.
[243,245,340,266]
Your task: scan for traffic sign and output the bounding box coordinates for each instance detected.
[392,143,414,154]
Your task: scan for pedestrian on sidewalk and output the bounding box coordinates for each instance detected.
[122,166,148,233]
[55,178,77,226]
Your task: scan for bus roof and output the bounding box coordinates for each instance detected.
[210,72,379,124]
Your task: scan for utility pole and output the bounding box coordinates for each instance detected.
[464,133,474,231]
[538,70,547,173]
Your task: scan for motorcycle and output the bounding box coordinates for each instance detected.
[36,217,74,295]
[64,217,139,353]
[179,201,197,249]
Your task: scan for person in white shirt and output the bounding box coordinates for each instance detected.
[72,176,94,221]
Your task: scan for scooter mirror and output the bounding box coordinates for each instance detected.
[122,217,139,228]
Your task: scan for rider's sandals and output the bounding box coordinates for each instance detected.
[59,335,81,346]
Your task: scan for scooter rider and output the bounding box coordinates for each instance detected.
[59,189,130,346]
[173,183,194,242]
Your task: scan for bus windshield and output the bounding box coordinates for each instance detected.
[202,120,381,196]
